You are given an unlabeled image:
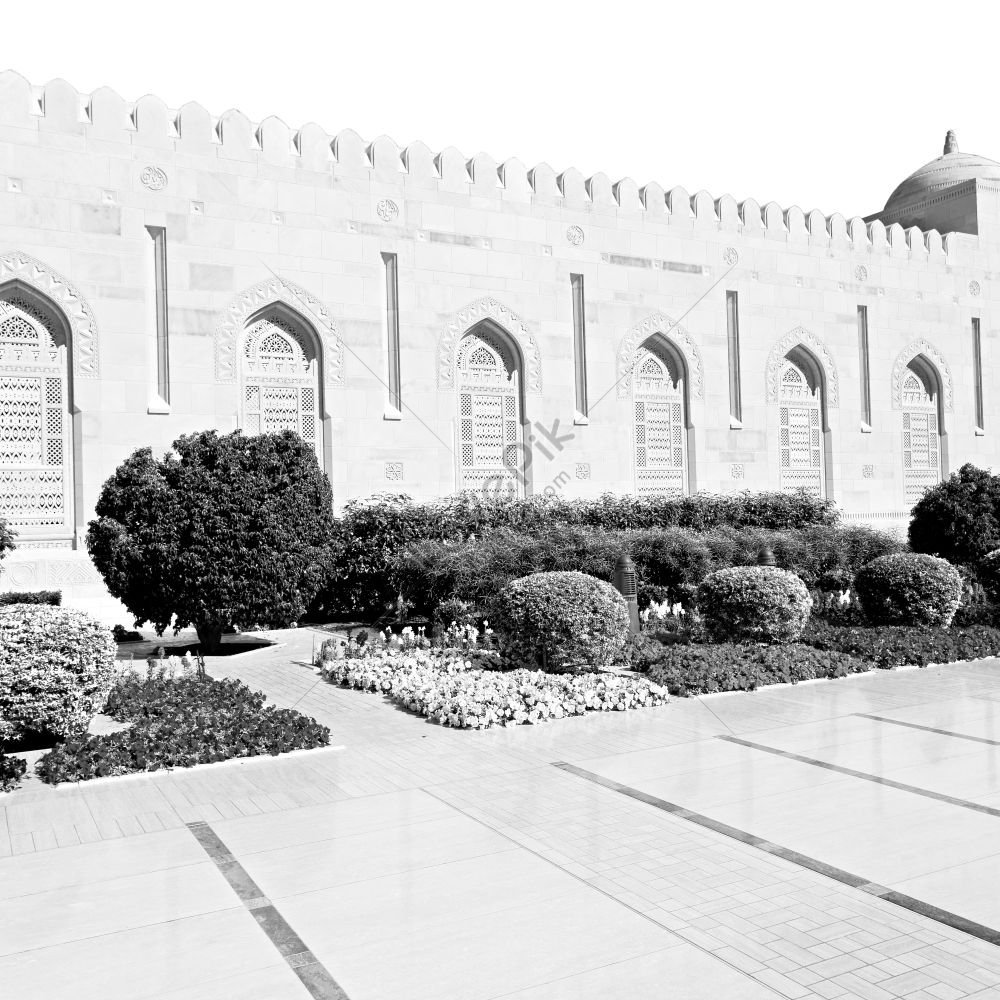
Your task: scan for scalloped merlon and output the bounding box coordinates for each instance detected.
[39,79,83,132]
[368,135,403,177]
[0,70,33,126]
[175,102,215,149]
[257,116,294,163]
[132,94,171,147]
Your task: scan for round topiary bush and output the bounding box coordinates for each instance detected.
[697,566,813,643]
[493,570,630,672]
[854,553,962,627]
[0,604,118,741]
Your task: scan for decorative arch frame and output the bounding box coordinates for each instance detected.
[891,339,953,411]
[0,251,100,377]
[765,327,839,407]
[616,312,704,399]
[215,277,343,384]
[437,297,542,393]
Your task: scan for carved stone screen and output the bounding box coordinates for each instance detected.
[778,358,824,496]
[0,299,73,541]
[901,369,940,505]
[632,347,686,497]
[239,315,320,458]
[456,331,521,497]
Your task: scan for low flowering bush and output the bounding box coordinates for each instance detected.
[697,566,812,643]
[644,643,872,696]
[317,645,668,729]
[800,622,1000,669]
[854,553,962,627]
[0,604,118,741]
[35,674,330,784]
[494,571,630,672]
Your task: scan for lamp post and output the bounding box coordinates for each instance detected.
[614,553,640,636]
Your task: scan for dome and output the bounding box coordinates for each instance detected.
[884,131,1000,211]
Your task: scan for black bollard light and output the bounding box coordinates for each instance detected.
[757,546,776,567]
[614,553,640,636]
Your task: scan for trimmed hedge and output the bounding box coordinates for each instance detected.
[0,590,60,606]
[494,571,630,672]
[0,605,117,741]
[644,643,872,696]
[800,622,1000,669]
[35,674,330,784]
[855,553,962,627]
[697,566,812,643]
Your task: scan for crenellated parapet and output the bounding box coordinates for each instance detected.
[0,70,962,262]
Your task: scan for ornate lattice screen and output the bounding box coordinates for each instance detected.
[778,359,824,496]
[633,348,686,497]
[456,332,521,497]
[240,316,319,456]
[0,299,73,539]
[902,370,940,505]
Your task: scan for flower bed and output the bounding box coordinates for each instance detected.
[642,642,872,696]
[318,645,668,729]
[34,673,330,785]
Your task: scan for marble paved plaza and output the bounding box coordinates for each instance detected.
[3,631,1000,999]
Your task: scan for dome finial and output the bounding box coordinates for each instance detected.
[944,130,959,155]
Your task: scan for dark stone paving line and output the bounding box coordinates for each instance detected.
[855,712,1000,747]
[186,821,349,1000]
[716,735,1000,818]
[552,762,1000,948]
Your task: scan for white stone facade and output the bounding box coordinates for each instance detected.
[1,73,998,619]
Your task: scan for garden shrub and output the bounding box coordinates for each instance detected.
[909,464,1000,565]
[643,642,871,695]
[978,549,1000,601]
[0,590,61,606]
[0,604,118,741]
[800,622,1000,668]
[0,513,13,563]
[493,571,630,672]
[35,674,330,784]
[697,566,812,643]
[854,553,962,627]
[111,624,144,643]
[0,752,26,793]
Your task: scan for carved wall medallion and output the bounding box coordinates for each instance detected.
[862,464,874,479]
[855,264,868,282]
[566,225,585,246]
[215,277,344,385]
[437,297,543,393]
[890,339,953,411]
[376,198,399,222]
[764,327,840,408]
[0,251,101,377]
[730,463,745,479]
[616,312,705,399]
[384,461,403,481]
[139,165,168,191]
[970,280,982,296]
[575,463,591,480]
[723,247,739,266]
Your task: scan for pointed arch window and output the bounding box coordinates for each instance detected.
[456,326,522,497]
[0,295,73,540]
[901,358,942,505]
[778,349,825,497]
[632,343,687,497]
[239,311,321,460]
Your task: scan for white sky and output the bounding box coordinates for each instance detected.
[3,0,997,219]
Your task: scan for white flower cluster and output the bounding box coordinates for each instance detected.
[640,600,686,625]
[317,645,668,730]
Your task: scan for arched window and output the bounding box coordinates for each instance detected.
[778,347,825,496]
[0,294,73,540]
[632,342,687,496]
[901,357,942,505]
[456,324,522,497]
[239,309,321,461]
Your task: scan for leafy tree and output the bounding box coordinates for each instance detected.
[0,513,14,562]
[87,430,336,654]
[909,463,1000,565]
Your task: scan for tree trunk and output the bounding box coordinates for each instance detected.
[195,621,224,656]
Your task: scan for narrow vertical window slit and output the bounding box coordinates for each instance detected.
[858,306,871,427]
[571,273,588,417]
[382,252,401,412]
[973,317,984,430]
[146,226,169,403]
[725,291,742,422]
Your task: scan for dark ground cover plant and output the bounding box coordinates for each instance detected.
[87,429,336,654]
[854,553,962,627]
[311,489,840,621]
[909,463,1000,565]
[0,752,26,793]
[799,622,1000,669]
[642,642,872,696]
[35,674,330,784]
[0,590,60,606]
